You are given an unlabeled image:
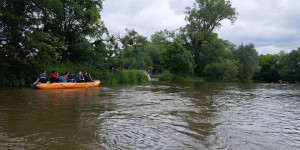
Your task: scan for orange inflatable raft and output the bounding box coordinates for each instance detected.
[36,80,101,89]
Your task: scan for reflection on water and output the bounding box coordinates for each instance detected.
[0,83,299,149]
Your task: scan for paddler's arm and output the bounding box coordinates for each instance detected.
[34,75,40,85]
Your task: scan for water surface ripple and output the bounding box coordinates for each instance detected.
[0,83,299,149]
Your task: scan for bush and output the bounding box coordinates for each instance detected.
[136,71,149,83]
[119,70,149,84]
[119,71,130,83]
[161,41,194,75]
[203,59,239,82]
[159,70,173,81]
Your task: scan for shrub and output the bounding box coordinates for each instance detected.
[203,59,239,82]
[159,70,173,81]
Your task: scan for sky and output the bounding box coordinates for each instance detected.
[101,0,300,54]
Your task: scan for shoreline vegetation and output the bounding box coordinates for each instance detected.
[1,0,299,87]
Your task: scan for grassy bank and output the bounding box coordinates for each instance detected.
[157,70,205,82]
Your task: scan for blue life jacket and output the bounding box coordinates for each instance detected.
[76,74,83,82]
[38,73,48,83]
[59,76,67,83]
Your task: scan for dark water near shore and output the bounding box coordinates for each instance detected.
[0,82,299,149]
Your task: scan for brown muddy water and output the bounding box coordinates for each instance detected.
[0,82,299,149]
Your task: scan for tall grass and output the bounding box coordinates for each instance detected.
[158,70,173,81]
[157,70,204,82]
[119,70,148,84]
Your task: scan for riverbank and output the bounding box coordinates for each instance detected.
[0,61,248,87]
[156,70,204,82]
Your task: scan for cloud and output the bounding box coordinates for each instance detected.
[167,0,194,15]
[102,0,300,54]
[218,0,300,54]
[102,0,190,38]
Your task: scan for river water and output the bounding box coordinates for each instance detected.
[0,82,299,149]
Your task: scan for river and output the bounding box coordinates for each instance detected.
[0,82,299,149]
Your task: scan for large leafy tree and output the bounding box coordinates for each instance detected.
[255,54,280,82]
[151,29,174,45]
[117,28,147,50]
[178,0,237,75]
[40,0,106,61]
[203,59,238,81]
[233,44,260,82]
[161,41,194,75]
[0,0,37,61]
[277,49,300,82]
[0,0,67,86]
[116,29,148,70]
[0,0,106,86]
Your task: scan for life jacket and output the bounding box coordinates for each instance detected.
[39,73,48,83]
[59,76,67,83]
[64,74,70,81]
[76,74,83,82]
[50,73,59,79]
[49,73,59,83]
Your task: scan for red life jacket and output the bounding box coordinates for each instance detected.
[50,73,59,79]
[64,74,70,81]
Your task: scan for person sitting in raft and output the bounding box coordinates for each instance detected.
[64,71,70,82]
[69,73,75,82]
[76,71,85,83]
[34,70,48,84]
[64,71,75,82]
[83,71,92,82]
[49,71,59,83]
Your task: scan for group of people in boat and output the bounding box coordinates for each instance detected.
[34,70,93,84]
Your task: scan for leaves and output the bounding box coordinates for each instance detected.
[232,43,260,82]
[177,0,238,76]
[203,59,238,81]
[161,41,194,75]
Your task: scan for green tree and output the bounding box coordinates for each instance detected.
[143,43,163,72]
[40,0,106,61]
[116,29,148,70]
[28,31,67,65]
[151,29,174,45]
[178,0,238,75]
[104,35,120,70]
[277,49,300,82]
[161,41,194,75]
[118,46,140,70]
[256,54,280,82]
[0,0,38,61]
[0,0,68,86]
[117,28,147,50]
[233,44,260,82]
[203,59,238,81]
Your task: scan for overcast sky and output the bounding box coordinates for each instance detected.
[102,0,300,54]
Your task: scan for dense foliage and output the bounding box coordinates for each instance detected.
[161,41,194,75]
[0,0,299,86]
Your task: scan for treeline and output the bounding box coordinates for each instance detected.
[0,0,299,86]
[255,49,300,83]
